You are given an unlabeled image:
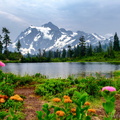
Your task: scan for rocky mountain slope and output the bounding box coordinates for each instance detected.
[11,22,113,55]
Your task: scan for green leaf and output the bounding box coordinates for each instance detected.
[36,111,43,120]
[85,116,91,120]
[103,101,115,114]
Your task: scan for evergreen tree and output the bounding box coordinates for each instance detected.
[62,48,66,58]
[2,27,11,52]
[67,45,73,58]
[113,32,119,51]
[86,44,92,56]
[38,49,42,58]
[48,50,53,58]
[0,35,3,54]
[54,49,60,58]
[98,41,103,52]
[16,39,21,52]
[105,41,115,58]
[79,36,86,57]
[42,49,46,57]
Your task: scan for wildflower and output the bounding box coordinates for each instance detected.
[71,108,76,113]
[0,98,5,103]
[64,98,72,103]
[84,102,91,106]
[0,61,5,67]
[63,95,70,99]
[102,86,116,92]
[10,94,23,101]
[53,98,61,102]
[88,109,96,113]
[56,111,65,117]
[0,95,8,99]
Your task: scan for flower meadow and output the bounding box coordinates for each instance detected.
[0,61,120,119]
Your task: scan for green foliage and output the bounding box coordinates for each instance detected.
[5,108,25,120]
[1,99,23,110]
[0,111,8,119]
[76,75,114,98]
[33,73,47,79]
[0,81,14,96]
[35,79,70,96]
[101,90,116,120]
[65,87,77,97]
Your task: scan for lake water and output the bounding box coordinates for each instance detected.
[1,62,120,78]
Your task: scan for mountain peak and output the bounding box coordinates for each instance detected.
[42,22,59,30]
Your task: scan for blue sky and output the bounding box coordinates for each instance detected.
[0,0,120,41]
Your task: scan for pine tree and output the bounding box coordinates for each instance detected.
[86,44,92,56]
[107,41,115,58]
[67,45,73,58]
[113,32,119,51]
[16,40,21,52]
[2,27,11,52]
[79,36,86,57]
[0,35,3,54]
[62,48,66,58]
[42,49,46,57]
[98,41,103,52]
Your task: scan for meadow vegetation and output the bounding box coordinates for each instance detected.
[0,70,120,119]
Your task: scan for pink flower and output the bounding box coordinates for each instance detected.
[102,86,116,92]
[0,61,5,67]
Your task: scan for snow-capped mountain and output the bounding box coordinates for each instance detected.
[11,22,113,55]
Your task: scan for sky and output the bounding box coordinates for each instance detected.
[0,0,120,41]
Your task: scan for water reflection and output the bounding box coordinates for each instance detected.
[1,62,120,78]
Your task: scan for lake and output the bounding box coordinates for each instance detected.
[1,62,120,78]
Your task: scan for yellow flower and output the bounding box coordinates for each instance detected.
[56,111,65,117]
[53,98,61,102]
[64,98,72,103]
[88,109,96,113]
[63,95,70,99]
[84,102,91,106]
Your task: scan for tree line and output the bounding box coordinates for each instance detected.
[22,32,119,62]
[0,27,120,62]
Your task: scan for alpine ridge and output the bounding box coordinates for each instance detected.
[10,22,113,55]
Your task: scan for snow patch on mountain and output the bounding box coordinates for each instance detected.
[9,22,114,55]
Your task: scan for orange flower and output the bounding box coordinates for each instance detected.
[0,95,8,99]
[64,98,72,103]
[71,108,76,113]
[53,98,61,102]
[63,95,70,99]
[84,102,91,106]
[56,111,65,117]
[0,98,5,103]
[10,94,23,101]
[88,109,96,113]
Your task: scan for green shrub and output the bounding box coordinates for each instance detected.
[1,99,23,110]
[35,79,70,96]
[0,81,14,96]
[0,111,8,119]
[64,87,77,97]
